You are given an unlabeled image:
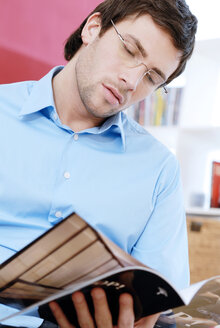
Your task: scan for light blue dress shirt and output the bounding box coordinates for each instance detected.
[0,66,189,325]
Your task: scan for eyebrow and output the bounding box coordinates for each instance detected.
[152,67,166,82]
[126,34,167,81]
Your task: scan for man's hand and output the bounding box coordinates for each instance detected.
[49,287,134,327]
[49,287,160,328]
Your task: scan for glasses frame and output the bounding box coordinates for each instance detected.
[111,19,168,94]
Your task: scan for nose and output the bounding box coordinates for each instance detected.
[118,65,146,91]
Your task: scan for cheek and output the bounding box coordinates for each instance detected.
[95,41,120,73]
[130,84,153,104]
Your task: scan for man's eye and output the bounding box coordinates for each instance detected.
[145,73,156,85]
[123,43,135,57]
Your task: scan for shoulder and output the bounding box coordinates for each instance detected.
[121,110,149,136]
[121,111,178,168]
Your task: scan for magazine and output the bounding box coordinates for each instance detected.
[0,213,219,327]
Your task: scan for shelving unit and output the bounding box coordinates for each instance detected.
[186,207,220,217]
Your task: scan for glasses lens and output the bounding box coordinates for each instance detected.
[112,20,166,92]
[119,39,141,68]
[147,70,164,86]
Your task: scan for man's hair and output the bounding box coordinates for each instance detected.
[64,0,197,85]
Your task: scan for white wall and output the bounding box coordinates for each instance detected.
[176,39,220,210]
[180,39,220,127]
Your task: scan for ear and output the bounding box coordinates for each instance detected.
[81,12,102,45]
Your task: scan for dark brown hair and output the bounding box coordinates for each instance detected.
[64,0,197,85]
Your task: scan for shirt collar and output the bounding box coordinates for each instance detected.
[19,66,126,151]
[99,112,126,151]
[19,66,62,117]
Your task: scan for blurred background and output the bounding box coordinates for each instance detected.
[0,0,100,83]
[1,0,220,282]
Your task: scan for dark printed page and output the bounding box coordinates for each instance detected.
[38,268,184,327]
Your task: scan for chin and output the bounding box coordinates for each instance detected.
[86,105,120,119]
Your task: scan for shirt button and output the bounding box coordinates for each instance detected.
[74,134,79,141]
[64,171,71,179]
[55,211,62,218]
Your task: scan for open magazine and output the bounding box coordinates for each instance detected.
[0,213,219,327]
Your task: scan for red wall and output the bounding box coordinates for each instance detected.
[0,0,100,83]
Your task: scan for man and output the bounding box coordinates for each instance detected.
[0,0,197,327]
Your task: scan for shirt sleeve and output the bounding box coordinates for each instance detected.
[131,154,190,290]
[0,304,43,327]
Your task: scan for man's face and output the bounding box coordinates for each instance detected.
[74,13,181,119]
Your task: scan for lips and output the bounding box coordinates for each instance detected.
[102,84,124,105]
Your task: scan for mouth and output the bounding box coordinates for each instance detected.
[102,84,124,106]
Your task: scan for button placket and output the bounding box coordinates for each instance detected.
[73,134,79,141]
[64,171,71,179]
[50,134,79,222]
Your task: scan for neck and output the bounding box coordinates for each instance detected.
[52,60,104,132]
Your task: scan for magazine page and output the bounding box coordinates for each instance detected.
[98,232,146,268]
[0,213,125,317]
[180,279,213,305]
[0,213,185,324]
[157,277,220,328]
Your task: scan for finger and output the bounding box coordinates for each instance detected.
[72,291,95,328]
[117,293,135,328]
[49,301,74,328]
[91,287,113,328]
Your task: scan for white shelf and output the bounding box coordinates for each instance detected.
[186,207,220,217]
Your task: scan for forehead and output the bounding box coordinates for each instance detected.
[113,14,181,79]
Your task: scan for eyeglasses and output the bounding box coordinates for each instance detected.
[111,20,168,94]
